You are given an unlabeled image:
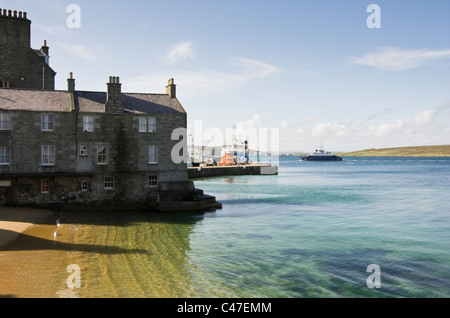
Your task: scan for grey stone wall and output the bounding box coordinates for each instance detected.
[0,109,188,207]
[0,11,56,90]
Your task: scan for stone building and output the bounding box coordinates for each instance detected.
[0,9,56,90]
[0,9,220,212]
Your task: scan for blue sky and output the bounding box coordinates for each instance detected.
[3,0,450,152]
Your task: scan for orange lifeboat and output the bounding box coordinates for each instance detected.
[219,152,236,166]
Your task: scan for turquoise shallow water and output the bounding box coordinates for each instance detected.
[2,156,449,298]
[186,156,450,297]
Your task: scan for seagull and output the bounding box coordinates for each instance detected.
[56,219,61,227]
[53,231,58,239]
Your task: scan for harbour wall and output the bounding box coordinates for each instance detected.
[188,164,278,179]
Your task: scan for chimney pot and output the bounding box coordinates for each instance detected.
[166,78,176,98]
[67,72,75,93]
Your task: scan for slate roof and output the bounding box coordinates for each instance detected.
[0,89,186,114]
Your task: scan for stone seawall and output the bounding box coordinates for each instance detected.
[188,164,278,179]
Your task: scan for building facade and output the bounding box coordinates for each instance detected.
[0,9,220,211]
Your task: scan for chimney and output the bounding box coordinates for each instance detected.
[41,40,49,60]
[67,72,76,111]
[166,78,176,98]
[105,76,124,113]
[67,72,75,93]
[0,9,31,48]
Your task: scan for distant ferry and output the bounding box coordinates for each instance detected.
[301,144,342,162]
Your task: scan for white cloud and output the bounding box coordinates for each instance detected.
[186,103,450,153]
[124,57,281,97]
[350,47,450,71]
[58,43,99,61]
[236,114,265,131]
[365,109,393,121]
[230,57,281,78]
[274,102,450,152]
[166,41,195,64]
[34,23,71,37]
[312,122,348,138]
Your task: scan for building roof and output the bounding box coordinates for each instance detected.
[0,89,186,114]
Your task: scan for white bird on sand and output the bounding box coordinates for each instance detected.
[53,231,58,239]
[56,219,61,227]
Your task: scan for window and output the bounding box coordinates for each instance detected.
[139,117,156,133]
[0,147,11,165]
[148,117,156,133]
[148,145,158,164]
[42,145,55,166]
[104,176,114,190]
[41,179,50,193]
[139,117,147,133]
[79,145,88,156]
[83,116,94,132]
[97,146,107,165]
[0,113,11,130]
[148,175,158,187]
[81,181,88,191]
[41,114,54,131]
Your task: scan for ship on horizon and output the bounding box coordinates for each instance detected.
[300,143,343,162]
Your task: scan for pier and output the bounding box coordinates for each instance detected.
[188,164,278,179]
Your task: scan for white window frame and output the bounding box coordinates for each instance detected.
[41,114,54,131]
[81,181,88,191]
[41,179,50,194]
[139,117,147,133]
[148,117,156,133]
[104,176,114,190]
[148,175,158,187]
[83,116,94,132]
[79,145,88,156]
[139,116,156,133]
[97,146,107,165]
[0,147,11,165]
[0,113,11,130]
[42,145,55,166]
[148,145,158,164]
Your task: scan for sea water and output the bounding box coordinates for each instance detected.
[1,156,449,298]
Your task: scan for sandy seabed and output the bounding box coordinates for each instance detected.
[0,207,55,247]
[0,207,67,298]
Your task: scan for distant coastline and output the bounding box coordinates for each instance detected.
[283,145,450,157]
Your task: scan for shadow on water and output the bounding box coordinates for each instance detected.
[1,210,210,254]
[0,209,208,227]
[0,229,147,254]
[58,209,209,227]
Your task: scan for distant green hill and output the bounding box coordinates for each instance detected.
[341,145,450,157]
